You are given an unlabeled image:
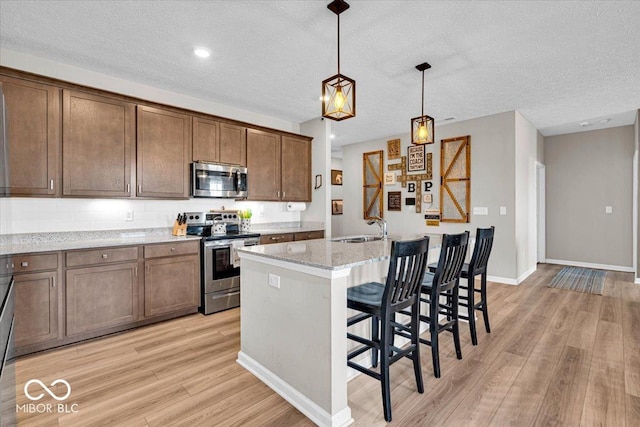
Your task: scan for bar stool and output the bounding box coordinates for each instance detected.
[411,232,469,378]
[346,237,430,422]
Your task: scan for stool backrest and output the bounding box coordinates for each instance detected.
[432,232,469,293]
[469,226,495,274]
[383,237,430,311]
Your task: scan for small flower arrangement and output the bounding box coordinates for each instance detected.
[239,209,252,219]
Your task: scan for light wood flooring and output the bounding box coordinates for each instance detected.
[14,263,640,426]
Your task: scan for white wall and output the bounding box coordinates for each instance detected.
[0,198,299,234]
[300,118,331,235]
[0,48,298,133]
[341,111,520,282]
[514,112,539,280]
[545,126,635,270]
[331,158,344,237]
[635,111,639,281]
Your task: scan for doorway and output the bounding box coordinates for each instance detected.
[536,162,546,263]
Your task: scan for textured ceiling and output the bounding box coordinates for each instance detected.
[1,0,639,146]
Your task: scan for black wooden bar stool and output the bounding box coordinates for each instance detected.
[407,232,469,378]
[428,226,495,345]
[346,237,430,422]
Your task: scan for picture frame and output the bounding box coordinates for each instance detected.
[408,144,426,172]
[383,172,396,186]
[388,191,401,211]
[423,193,432,204]
[331,169,343,185]
[387,139,401,160]
[332,199,343,215]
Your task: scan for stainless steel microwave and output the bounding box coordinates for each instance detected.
[191,162,248,198]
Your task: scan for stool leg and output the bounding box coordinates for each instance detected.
[467,276,478,345]
[380,318,392,422]
[430,297,441,378]
[452,283,462,360]
[411,301,424,393]
[481,272,491,333]
[371,315,379,368]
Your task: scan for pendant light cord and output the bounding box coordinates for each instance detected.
[421,69,425,117]
[337,12,341,74]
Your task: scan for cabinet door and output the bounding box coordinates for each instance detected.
[281,136,311,202]
[137,106,191,198]
[0,76,60,196]
[219,123,246,166]
[65,262,139,336]
[246,129,281,201]
[144,255,199,318]
[192,117,219,163]
[14,271,59,348]
[63,90,135,197]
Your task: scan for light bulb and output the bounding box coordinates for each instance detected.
[418,122,428,140]
[333,86,346,111]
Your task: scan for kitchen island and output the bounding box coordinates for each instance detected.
[236,234,442,427]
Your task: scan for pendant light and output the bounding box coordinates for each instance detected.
[411,62,434,144]
[322,0,355,121]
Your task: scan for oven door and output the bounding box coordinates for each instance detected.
[204,241,239,281]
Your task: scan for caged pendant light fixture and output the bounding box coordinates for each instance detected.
[411,62,434,144]
[322,0,355,121]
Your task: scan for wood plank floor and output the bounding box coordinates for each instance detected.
[14,263,640,426]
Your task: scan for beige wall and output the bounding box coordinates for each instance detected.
[545,126,635,269]
[341,111,520,282]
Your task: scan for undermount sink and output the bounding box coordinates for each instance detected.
[332,235,384,243]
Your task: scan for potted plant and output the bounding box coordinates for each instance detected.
[239,209,252,232]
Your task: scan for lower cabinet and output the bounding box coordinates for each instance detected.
[65,262,140,336]
[260,230,325,245]
[14,270,60,348]
[144,254,199,318]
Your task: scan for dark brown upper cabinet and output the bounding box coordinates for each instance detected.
[0,75,60,196]
[281,135,311,202]
[136,105,191,199]
[193,118,246,166]
[62,90,136,198]
[246,129,281,201]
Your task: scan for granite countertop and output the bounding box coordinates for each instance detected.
[250,223,325,236]
[0,229,202,256]
[238,233,443,271]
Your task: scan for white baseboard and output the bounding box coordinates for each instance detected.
[517,265,537,284]
[635,277,640,285]
[237,351,353,427]
[545,259,634,273]
[486,275,518,285]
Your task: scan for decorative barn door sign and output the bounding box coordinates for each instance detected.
[440,135,470,222]
[363,150,383,219]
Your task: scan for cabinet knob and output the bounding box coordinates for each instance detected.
[102,254,108,259]
[21,261,28,267]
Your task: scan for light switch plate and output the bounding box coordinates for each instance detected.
[500,206,507,215]
[268,274,280,289]
[473,207,488,216]
[125,210,134,221]
[605,206,613,214]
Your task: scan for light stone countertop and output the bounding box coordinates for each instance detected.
[250,222,325,236]
[0,228,201,256]
[238,233,443,271]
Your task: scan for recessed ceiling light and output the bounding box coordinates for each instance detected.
[599,118,611,124]
[193,48,210,58]
[580,121,591,127]
[330,134,336,139]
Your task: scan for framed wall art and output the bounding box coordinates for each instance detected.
[331,169,343,185]
[388,191,401,211]
[383,172,396,186]
[408,144,426,172]
[332,199,343,215]
[363,150,383,219]
[387,139,401,160]
[440,135,471,222]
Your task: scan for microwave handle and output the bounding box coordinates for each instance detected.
[235,169,241,191]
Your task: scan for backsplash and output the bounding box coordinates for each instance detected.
[0,198,302,234]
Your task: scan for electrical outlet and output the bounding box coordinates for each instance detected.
[605,206,613,214]
[268,274,280,289]
[125,210,134,221]
[500,206,507,215]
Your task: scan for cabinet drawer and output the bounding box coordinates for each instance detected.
[144,241,200,259]
[294,230,325,241]
[11,253,58,274]
[260,233,294,245]
[66,246,139,268]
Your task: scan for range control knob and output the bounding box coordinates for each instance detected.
[195,215,200,219]
[189,215,194,220]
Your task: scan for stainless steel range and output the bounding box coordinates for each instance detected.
[185,211,260,315]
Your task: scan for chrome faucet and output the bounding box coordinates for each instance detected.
[367,216,388,240]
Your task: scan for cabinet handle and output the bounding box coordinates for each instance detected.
[283,191,286,198]
[134,267,138,277]
[21,261,28,267]
[271,236,281,241]
[170,247,175,252]
[138,185,142,194]
[127,184,130,193]
[50,179,54,190]
[52,277,56,288]
[277,190,280,198]
[102,254,108,259]
[10,263,14,269]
